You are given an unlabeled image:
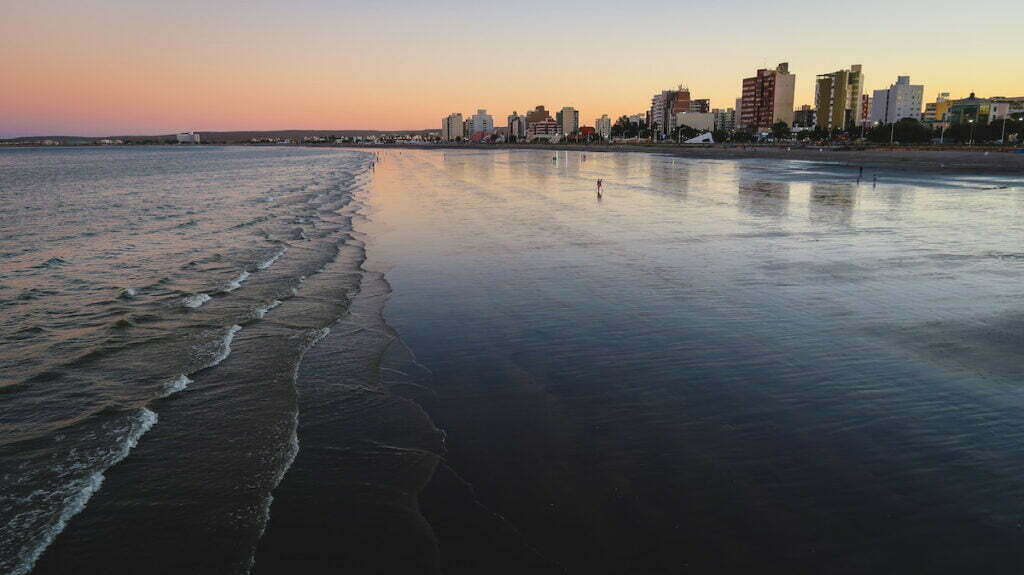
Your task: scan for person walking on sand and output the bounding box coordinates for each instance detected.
[596,179,603,198]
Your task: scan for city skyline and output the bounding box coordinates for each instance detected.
[3,0,1022,138]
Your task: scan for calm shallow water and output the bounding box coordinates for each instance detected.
[2,146,1023,574]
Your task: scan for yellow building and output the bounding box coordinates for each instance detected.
[815,65,864,129]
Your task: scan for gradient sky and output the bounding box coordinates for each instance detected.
[3,0,1022,138]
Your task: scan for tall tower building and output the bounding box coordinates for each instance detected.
[869,76,924,124]
[469,109,494,135]
[815,64,864,129]
[740,63,796,131]
[507,111,528,140]
[595,115,612,139]
[441,113,464,141]
[556,107,580,135]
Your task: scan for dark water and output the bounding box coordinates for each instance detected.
[0,146,373,574]
[3,147,1024,574]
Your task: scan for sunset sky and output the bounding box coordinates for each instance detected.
[3,0,1022,138]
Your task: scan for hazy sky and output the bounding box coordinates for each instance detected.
[3,0,1022,137]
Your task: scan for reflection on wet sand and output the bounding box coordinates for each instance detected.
[809,181,857,226]
[738,177,790,218]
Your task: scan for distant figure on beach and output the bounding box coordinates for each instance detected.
[596,179,603,199]
[858,166,863,183]
[583,154,587,161]
[873,175,877,188]
[552,156,557,163]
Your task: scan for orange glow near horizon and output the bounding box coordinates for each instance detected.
[3,1,1022,138]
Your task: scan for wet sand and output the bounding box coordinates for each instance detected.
[378,143,1024,174]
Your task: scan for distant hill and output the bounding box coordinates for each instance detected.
[1,129,435,144]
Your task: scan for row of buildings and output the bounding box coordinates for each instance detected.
[440,62,1023,142]
[442,106,603,143]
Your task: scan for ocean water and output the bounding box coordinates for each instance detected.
[0,146,373,574]
[2,146,1024,574]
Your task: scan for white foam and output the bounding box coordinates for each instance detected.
[161,374,193,397]
[209,325,242,368]
[307,327,330,346]
[183,293,211,309]
[253,300,282,319]
[9,409,158,575]
[223,270,251,293]
[256,248,286,271]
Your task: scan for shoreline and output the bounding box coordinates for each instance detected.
[364,143,1024,174]
[6,141,1024,174]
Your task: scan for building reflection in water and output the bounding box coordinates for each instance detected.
[809,181,857,226]
[737,176,790,218]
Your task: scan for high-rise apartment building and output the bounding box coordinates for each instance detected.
[870,76,924,124]
[595,115,612,139]
[556,107,580,135]
[441,113,464,141]
[815,64,864,129]
[468,109,494,135]
[740,63,796,131]
[507,111,528,140]
[712,108,735,131]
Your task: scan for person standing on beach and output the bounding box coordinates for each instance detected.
[596,179,603,199]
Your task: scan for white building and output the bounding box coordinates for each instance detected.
[176,132,201,144]
[556,107,580,135]
[595,114,612,139]
[441,113,464,141]
[870,76,924,124]
[675,112,714,132]
[469,109,494,135]
[507,111,528,140]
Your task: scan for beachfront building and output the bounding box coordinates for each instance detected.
[734,98,744,129]
[815,64,864,130]
[689,99,710,114]
[676,112,714,132]
[526,105,553,124]
[948,93,992,124]
[651,87,684,137]
[595,115,612,139]
[712,108,735,131]
[792,105,816,128]
[870,76,924,124]
[990,97,1024,120]
[468,109,494,137]
[527,119,561,142]
[556,107,580,136]
[507,111,528,141]
[441,113,463,141]
[740,63,796,132]
[923,93,952,126]
[176,132,201,144]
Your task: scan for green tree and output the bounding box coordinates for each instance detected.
[771,122,791,140]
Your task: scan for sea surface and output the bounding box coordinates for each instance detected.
[2,146,1024,574]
